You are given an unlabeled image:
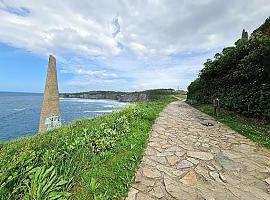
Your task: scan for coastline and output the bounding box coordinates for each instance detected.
[0,95,128,142]
[0,97,175,199]
[60,89,185,102]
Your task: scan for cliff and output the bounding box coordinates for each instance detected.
[60,89,180,102]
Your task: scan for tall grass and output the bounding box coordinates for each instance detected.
[0,97,175,199]
[194,104,270,149]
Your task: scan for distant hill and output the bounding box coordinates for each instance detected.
[0,91,42,96]
[60,89,183,102]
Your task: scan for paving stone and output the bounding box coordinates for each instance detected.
[219,173,227,183]
[137,176,156,187]
[225,185,262,200]
[142,167,161,179]
[211,161,222,171]
[216,152,243,171]
[150,186,164,198]
[265,177,270,185]
[174,149,186,157]
[156,164,180,177]
[207,165,215,171]
[145,147,157,156]
[187,157,200,165]
[202,143,210,148]
[125,187,138,200]
[221,150,244,159]
[187,151,214,160]
[142,157,157,167]
[164,176,197,199]
[209,171,223,183]
[156,151,174,157]
[180,170,197,186]
[136,192,156,200]
[149,155,167,165]
[166,155,180,166]
[133,182,153,193]
[161,143,172,149]
[197,185,216,200]
[164,146,179,152]
[195,165,211,180]
[177,160,193,169]
[126,101,270,199]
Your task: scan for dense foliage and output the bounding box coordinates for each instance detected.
[0,97,175,199]
[187,29,270,118]
[254,17,270,36]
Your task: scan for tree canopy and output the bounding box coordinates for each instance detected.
[187,26,270,118]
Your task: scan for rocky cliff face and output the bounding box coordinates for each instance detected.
[60,89,178,102]
[118,93,147,102]
[60,92,147,102]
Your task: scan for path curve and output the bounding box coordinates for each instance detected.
[126,101,270,200]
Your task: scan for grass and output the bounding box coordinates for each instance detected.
[0,96,175,199]
[194,104,270,149]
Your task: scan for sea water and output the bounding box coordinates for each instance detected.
[0,92,127,141]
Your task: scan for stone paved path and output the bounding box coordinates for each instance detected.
[126,101,270,200]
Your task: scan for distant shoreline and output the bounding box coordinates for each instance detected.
[0,89,187,102]
[60,89,187,103]
[0,91,43,96]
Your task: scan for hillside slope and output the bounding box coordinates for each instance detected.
[187,17,270,118]
[60,89,182,102]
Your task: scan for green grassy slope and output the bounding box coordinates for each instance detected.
[0,97,175,199]
[194,104,270,149]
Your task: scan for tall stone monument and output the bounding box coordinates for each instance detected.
[39,55,61,133]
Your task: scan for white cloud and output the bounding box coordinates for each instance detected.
[61,67,118,79]
[1,0,270,91]
[0,0,120,58]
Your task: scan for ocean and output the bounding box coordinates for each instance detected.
[0,92,127,141]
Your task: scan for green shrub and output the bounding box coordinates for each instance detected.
[187,31,270,119]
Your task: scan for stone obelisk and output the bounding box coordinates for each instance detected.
[39,55,61,133]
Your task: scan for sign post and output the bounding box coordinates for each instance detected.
[213,98,220,117]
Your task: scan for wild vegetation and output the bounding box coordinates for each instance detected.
[187,17,270,119]
[194,104,270,148]
[0,96,175,199]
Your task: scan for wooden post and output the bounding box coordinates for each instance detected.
[213,99,217,116]
[217,98,220,114]
[213,98,220,117]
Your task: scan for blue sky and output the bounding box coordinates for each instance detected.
[0,0,269,93]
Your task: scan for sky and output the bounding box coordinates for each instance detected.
[0,0,269,93]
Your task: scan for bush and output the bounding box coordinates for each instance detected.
[187,31,270,119]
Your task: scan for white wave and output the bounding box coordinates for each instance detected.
[13,108,25,111]
[103,105,113,108]
[84,110,113,113]
[60,98,123,104]
[104,102,129,108]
